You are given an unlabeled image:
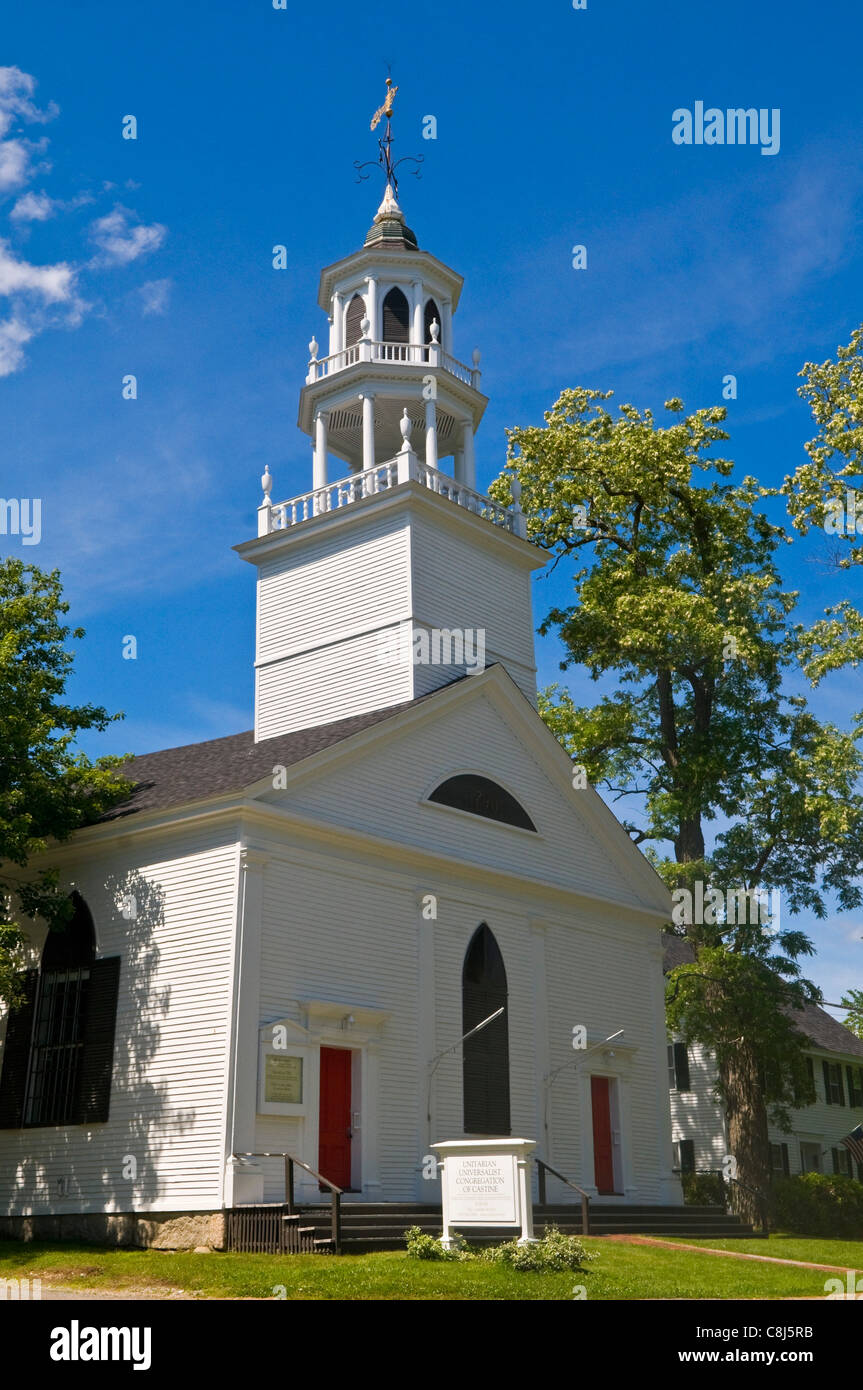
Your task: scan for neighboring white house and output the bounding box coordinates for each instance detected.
[664,935,863,1185]
[0,183,683,1244]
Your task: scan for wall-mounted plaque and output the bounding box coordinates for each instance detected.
[264,1054,303,1104]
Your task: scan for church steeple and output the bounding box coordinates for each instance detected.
[235,84,546,740]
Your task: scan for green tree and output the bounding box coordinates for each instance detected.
[0,559,132,1007]
[839,988,863,1040]
[492,388,863,1223]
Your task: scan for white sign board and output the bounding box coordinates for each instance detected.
[445,1154,518,1225]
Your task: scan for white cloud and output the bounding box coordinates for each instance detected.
[11,188,93,222]
[138,277,171,316]
[88,205,167,267]
[0,237,75,303]
[0,67,57,190]
[0,315,34,375]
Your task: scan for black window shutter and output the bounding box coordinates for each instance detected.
[345,294,365,347]
[73,957,120,1124]
[673,1042,691,1092]
[0,970,38,1128]
[679,1139,695,1173]
[832,1147,840,1175]
[781,1143,790,1177]
[381,287,409,343]
[823,1060,832,1104]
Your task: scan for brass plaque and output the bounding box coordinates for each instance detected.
[265,1054,303,1104]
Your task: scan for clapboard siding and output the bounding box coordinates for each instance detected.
[256,627,413,739]
[257,513,410,660]
[0,827,239,1214]
[668,1042,729,1170]
[544,919,669,1202]
[284,689,648,911]
[411,514,538,701]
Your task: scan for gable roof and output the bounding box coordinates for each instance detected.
[101,683,467,821]
[662,932,863,1061]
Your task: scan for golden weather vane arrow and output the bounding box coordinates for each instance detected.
[355,74,422,199]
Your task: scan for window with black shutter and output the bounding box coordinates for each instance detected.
[345,293,365,347]
[823,1061,845,1106]
[677,1139,695,1173]
[673,1042,691,1092]
[0,894,120,1129]
[424,298,441,346]
[769,1142,790,1177]
[462,924,510,1135]
[381,287,409,343]
[806,1056,815,1095]
[847,1065,863,1109]
[833,1146,851,1177]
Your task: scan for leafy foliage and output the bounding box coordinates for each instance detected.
[772,1173,863,1238]
[839,988,863,1040]
[0,560,132,1005]
[403,1224,595,1272]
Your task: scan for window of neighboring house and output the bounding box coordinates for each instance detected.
[0,893,121,1129]
[832,1147,852,1177]
[668,1041,691,1092]
[770,1143,790,1178]
[846,1065,863,1109]
[823,1061,846,1106]
[799,1141,822,1174]
[676,1139,695,1174]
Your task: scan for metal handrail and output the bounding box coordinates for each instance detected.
[676,1165,770,1235]
[535,1157,591,1236]
[232,1150,343,1253]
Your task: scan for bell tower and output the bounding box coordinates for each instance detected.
[236,84,547,741]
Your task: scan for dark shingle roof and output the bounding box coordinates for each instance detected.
[662,932,863,1060]
[101,686,462,822]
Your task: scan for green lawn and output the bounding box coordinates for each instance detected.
[650,1233,863,1269]
[0,1237,856,1300]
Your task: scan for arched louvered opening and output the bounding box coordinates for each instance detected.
[382,286,409,343]
[0,892,120,1130]
[424,298,441,345]
[462,924,511,1135]
[428,774,537,831]
[345,293,365,348]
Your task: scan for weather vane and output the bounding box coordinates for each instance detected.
[354,75,423,199]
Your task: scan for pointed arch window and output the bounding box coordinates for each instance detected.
[424,298,441,346]
[462,924,511,1134]
[345,293,365,348]
[0,892,121,1129]
[382,286,410,343]
[428,774,537,831]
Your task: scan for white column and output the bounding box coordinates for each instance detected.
[313,411,328,491]
[425,396,438,472]
[441,298,452,352]
[223,846,268,1207]
[361,392,375,474]
[453,448,465,485]
[530,921,551,1175]
[411,279,423,352]
[462,420,476,489]
[332,291,343,354]
[366,276,378,343]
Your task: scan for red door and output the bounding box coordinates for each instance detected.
[319,1047,352,1189]
[591,1076,615,1195]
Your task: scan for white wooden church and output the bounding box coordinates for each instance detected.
[0,150,685,1246]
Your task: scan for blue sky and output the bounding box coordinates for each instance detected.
[2,0,862,1003]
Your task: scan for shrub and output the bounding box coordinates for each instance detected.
[481,1227,596,1273]
[681,1171,726,1207]
[772,1173,863,1238]
[403,1226,470,1261]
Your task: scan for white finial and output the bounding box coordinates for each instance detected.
[472,347,481,367]
[399,409,413,449]
[430,318,440,343]
[309,335,318,360]
[361,316,371,339]
[261,465,273,502]
[374,182,404,223]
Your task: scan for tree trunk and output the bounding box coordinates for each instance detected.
[717,1042,771,1229]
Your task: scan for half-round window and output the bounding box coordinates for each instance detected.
[428,774,536,831]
